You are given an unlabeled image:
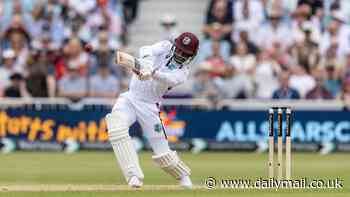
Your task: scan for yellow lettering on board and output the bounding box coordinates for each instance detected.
[8,118,20,135]
[87,121,98,142]
[20,116,31,134]
[98,119,108,142]
[0,112,8,137]
[56,125,73,142]
[28,118,41,141]
[76,122,86,142]
[41,119,55,141]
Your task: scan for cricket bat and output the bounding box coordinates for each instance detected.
[84,44,143,76]
[114,51,142,75]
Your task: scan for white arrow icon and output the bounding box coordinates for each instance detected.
[256,139,268,153]
[191,138,207,154]
[64,139,80,154]
[1,138,16,154]
[320,142,335,155]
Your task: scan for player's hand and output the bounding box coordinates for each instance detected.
[137,59,153,81]
[139,70,152,80]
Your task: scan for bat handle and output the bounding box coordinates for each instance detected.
[132,68,141,76]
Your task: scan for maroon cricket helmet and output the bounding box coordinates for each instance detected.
[173,32,199,64]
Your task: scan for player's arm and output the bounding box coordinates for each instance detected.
[113,41,171,77]
[152,67,189,87]
[139,40,171,62]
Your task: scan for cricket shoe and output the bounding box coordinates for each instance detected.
[128,176,143,188]
[179,176,193,189]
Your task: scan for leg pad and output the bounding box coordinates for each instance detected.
[152,151,191,179]
[106,112,144,182]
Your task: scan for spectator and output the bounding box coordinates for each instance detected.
[31,30,59,55]
[197,23,231,63]
[234,30,259,55]
[67,0,96,17]
[64,14,92,43]
[310,5,326,33]
[213,66,254,99]
[192,63,220,99]
[206,0,233,20]
[26,50,56,97]
[86,0,123,45]
[297,0,323,15]
[230,42,256,76]
[0,1,4,25]
[0,49,21,95]
[264,0,298,15]
[4,73,30,98]
[232,0,264,43]
[319,11,350,61]
[329,1,350,21]
[62,37,90,77]
[2,14,31,44]
[204,0,233,42]
[291,23,320,72]
[255,9,293,51]
[203,41,230,77]
[91,29,119,50]
[1,0,34,17]
[27,2,45,39]
[255,51,280,99]
[89,65,119,98]
[228,41,256,98]
[58,62,87,100]
[339,77,350,107]
[324,65,342,97]
[269,42,292,68]
[6,28,30,71]
[291,6,321,44]
[319,40,343,74]
[343,53,350,79]
[289,65,316,97]
[160,14,179,42]
[209,42,256,99]
[305,69,333,99]
[90,30,119,74]
[123,0,140,24]
[31,2,64,45]
[234,0,264,23]
[1,1,35,35]
[272,71,300,99]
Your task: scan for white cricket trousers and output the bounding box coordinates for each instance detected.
[111,92,170,155]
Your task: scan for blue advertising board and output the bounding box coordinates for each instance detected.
[175,109,350,143]
[0,107,349,152]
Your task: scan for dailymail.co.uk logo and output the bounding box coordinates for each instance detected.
[160,110,186,142]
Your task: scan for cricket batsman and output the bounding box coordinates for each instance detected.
[105,32,199,188]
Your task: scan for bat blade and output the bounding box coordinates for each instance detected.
[115,51,136,70]
[115,51,143,76]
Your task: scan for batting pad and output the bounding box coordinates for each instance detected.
[105,113,144,182]
[152,151,191,179]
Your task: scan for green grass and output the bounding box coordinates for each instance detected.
[0,151,349,196]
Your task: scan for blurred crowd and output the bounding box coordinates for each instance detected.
[1,0,350,104]
[194,0,350,105]
[0,0,139,100]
